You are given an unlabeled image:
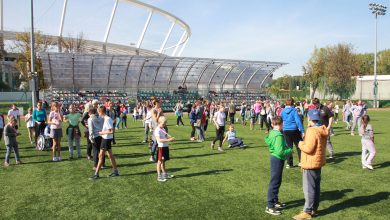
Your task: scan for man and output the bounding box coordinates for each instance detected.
[312,98,334,159]
[293,109,328,220]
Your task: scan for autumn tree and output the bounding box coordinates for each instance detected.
[302,47,328,99]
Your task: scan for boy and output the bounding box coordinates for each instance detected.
[89,106,119,180]
[4,117,22,166]
[293,109,328,220]
[154,116,175,182]
[265,116,292,215]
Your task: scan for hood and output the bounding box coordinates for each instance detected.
[311,125,329,137]
[265,130,282,146]
[283,106,295,114]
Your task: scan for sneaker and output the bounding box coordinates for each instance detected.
[163,172,174,179]
[52,157,58,162]
[298,163,301,167]
[275,202,286,209]
[157,175,167,182]
[87,156,92,160]
[218,147,224,152]
[190,137,195,141]
[142,140,147,143]
[329,155,334,159]
[4,162,9,167]
[108,171,119,177]
[16,161,22,165]
[89,174,100,180]
[286,164,291,169]
[293,211,312,220]
[210,143,215,150]
[265,207,281,216]
[362,166,367,169]
[57,157,62,162]
[228,145,232,148]
[149,156,155,162]
[351,132,355,136]
[311,210,318,217]
[364,164,374,170]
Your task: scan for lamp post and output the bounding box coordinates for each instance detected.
[369,3,386,108]
[30,0,37,108]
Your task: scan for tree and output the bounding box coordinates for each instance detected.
[378,49,390,75]
[59,32,86,53]
[303,47,328,99]
[326,44,358,99]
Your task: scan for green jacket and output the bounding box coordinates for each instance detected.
[265,130,292,160]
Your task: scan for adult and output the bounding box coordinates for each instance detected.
[280,98,304,168]
[189,105,197,141]
[64,104,82,159]
[312,98,334,158]
[119,103,128,129]
[24,108,35,145]
[228,101,236,124]
[342,100,352,130]
[254,100,262,125]
[260,102,269,132]
[186,101,192,118]
[195,101,205,142]
[32,101,47,145]
[81,102,93,160]
[350,100,364,136]
[7,104,20,130]
[106,101,117,144]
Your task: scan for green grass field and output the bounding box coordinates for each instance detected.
[0,111,389,220]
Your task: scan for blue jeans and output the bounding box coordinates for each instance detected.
[267,156,284,208]
[5,144,20,163]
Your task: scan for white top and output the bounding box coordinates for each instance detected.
[335,105,339,113]
[214,111,226,126]
[49,111,62,129]
[144,110,152,124]
[102,115,114,139]
[25,113,35,128]
[7,109,20,121]
[227,130,236,140]
[154,127,168,148]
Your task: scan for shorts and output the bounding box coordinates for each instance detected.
[100,138,112,151]
[157,147,170,161]
[50,128,63,139]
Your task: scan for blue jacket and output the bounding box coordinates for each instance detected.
[280,106,304,134]
[189,110,197,124]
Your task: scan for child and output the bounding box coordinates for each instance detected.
[0,112,4,148]
[293,109,328,220]
[360,115,376,170]
[48,102,63,162]
[89,106,119,180]
[143,105,152,143]
[222,125,247,149]
[249,105,256,130]
[4,117,22,166]
[64,104,82,159]
[25,108,35,145]
[265,117,292,216]
[154,116,175,182]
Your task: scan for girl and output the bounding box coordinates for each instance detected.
[64,104,82,159]
[120,104,128,128]
[222,125,247,148]
[249,104,256,130]
[48,102,63,162]
[211,105,226,152]
[360,115,376,170]
[25,108,35,145]
[3,117,22,166]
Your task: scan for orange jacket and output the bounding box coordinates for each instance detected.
[298,125,329,169]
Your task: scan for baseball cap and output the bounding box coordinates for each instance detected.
[308,109,320,121]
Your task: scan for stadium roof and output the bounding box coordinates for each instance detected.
[40,53,287,92]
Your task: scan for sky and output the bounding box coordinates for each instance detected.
[2,0,390,78]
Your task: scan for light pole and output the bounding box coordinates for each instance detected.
[30,0,37,108]
[369,3,386,108]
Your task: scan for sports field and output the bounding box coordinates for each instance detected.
[0,110,389,220]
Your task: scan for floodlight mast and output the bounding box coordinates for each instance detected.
[369,3,386,108]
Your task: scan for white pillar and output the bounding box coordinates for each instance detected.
[177,37,189,57]
[103,0,119,44]
[58,0,68,37]
[159,22,175,53]
[171,31,186,56]
[137,11,153,48]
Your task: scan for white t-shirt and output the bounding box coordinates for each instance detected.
[154,127,168,148]
[145,110,152,124]
[102,115,114,139]
[25,113,35,128]
[8,109,20,121]
[214,111,226,126]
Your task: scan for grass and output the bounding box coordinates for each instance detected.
[0,111,389,220]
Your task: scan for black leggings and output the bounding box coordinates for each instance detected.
[35,121,46,142]
[260,115,269,130]
[177,116,184,126]
[283,129,302,166]
[213,126,225,148]
[191,124,196,138]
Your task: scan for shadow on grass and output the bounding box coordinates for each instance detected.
[286,189,354,210]
[375,161,390,169]
[171,146,204,151]
[115,153,149,159]
[117,161,152,168]
[176,168,233,178]
[327,151,361,165]
[319,192,390,217]
[120,167,189,177]
[174,153,223,159]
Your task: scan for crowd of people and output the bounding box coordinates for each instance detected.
[0,95,377,218]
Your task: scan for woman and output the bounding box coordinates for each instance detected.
[280,98,304,168]
[120,103,128,128]
[211,105,226,152]
[189,106,197,141]
[81,102,93,160]
[48,102,63,162]
[32,101,47,146]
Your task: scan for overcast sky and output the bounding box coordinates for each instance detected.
[3,0,390,78]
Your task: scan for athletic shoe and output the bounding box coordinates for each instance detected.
[228,145,232,148]
[4,162,9,167]
[265,207,281,216]
[351,132,355,136]
[157,175,167,182]
[210,143,215,150]
[108,171,119,177]
[142,140,147,143]
[293,211,312,220]
[190,137,195,141]
[364,164,374,170]
[149,156,155,162]
[362,166,367,169]
[16,161,22,165]
[286,164,291,169]
[57,157,62,162]
[89,174,99,180]
[311,210,318,217]
[275,202,286,209]
[298,163,301,167]
[329,155,334,159]
[52,157,58,162]
[218,147,224,152]
[163,172,174,179]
